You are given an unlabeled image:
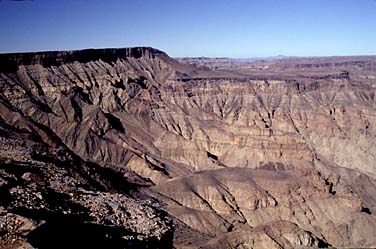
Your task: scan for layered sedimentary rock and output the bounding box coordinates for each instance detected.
[0,47,376,248]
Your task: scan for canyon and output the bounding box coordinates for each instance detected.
[0,47,376,248]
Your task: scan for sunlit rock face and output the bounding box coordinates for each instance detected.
[1,48,376,248]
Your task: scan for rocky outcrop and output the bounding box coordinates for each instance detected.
[1,47,376,248]
[0,109,173,248]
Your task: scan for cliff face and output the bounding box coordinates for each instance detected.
[1,47,376,248]
[0,47,167,73]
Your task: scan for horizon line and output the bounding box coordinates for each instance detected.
[1,46,376,59]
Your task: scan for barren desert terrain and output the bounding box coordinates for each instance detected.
[1,47,376,248]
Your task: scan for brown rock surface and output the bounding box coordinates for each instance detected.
[1,47,376,248]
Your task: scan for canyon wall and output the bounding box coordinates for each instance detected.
[1,48,376,248]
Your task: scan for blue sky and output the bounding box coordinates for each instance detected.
[0,0,376,57]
